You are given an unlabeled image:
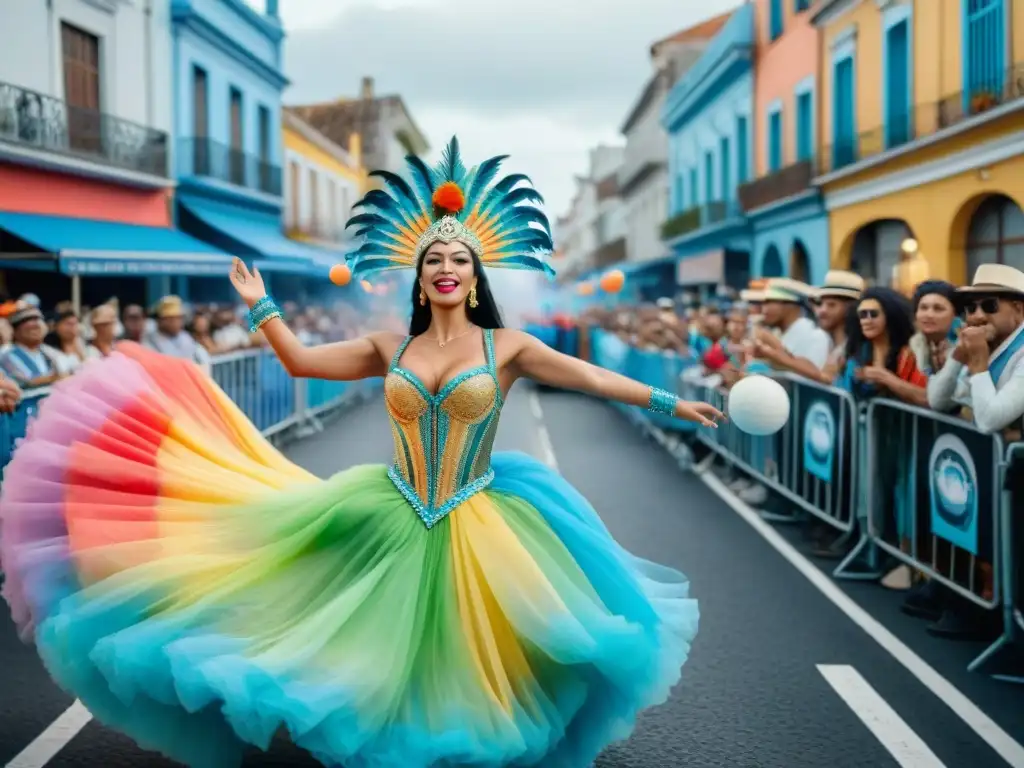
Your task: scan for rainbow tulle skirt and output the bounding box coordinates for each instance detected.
[0,344,699,767]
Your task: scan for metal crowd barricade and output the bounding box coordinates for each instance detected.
[680,373,859,534]
[856,399,1004,618]
[0,387,49,473]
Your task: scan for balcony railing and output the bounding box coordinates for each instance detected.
[737,159,814,212]
[819,62,1024,176]
[0,79,168,177]
[178,137,282,196]
[660,200,741,241]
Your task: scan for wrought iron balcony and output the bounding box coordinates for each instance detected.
[819,61,1024,176]
[737,159,814,212]
[178,137,282,196]
[660,200,739,241]
[0,79,168,177]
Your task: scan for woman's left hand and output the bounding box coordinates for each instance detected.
[675,400,726,427]
[857,365,894,387]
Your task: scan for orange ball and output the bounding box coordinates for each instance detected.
[329,263,351,286]
[599,269,625,293]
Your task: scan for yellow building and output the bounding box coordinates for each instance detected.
[282,109,367,248]
[811,0,1024,285]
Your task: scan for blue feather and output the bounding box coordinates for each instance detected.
[438,136,467,185]
[404,155,435,208]
[369,170,422,218]
[464,154,508,210]
[346,212,390,231]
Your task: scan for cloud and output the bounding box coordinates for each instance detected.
[268,0,742,214]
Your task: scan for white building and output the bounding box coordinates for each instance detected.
[0,0,173,188]
[618,14,730,265]
[557,144,626,279]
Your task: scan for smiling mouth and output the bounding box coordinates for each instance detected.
[433,278,459,294]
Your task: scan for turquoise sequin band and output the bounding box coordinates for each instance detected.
[247,296,282,333]
[647,386,677,416]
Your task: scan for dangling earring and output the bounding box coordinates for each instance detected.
[468,285,478,308]
[419,288,426,306]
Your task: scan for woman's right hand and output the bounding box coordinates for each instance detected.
[229,258,267,308]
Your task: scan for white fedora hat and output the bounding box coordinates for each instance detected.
[814,270,865,302]
[957,264,1024,297]
[763,277,813,303]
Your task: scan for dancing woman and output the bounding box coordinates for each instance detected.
[1,138,719,767]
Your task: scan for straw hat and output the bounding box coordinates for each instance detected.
[957,264,1024,298]
[762,277,813,303]
[814,270,865,302]
[9,305,44,327]
[740,288,765,303]
[154,295,186,319]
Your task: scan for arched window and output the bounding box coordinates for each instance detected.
[966,195,1024,278]
[790,240,810,282]
[762,245,784,277]
[849,219,913,286]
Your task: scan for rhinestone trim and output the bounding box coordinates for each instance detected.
[388,465,495,528]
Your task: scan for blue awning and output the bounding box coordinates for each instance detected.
[178,197,343,276]
[0,211,234,276]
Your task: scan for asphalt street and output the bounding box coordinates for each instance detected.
[1,385,1022,768]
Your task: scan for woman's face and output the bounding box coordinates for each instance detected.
[857,298,887,341]
[726,312,747,342]
[915,292,955,337]
[192,315,210,335]
[419,240,476,309]
[56,315,79,342]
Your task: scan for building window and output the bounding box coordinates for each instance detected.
[768,106,783,172]
[884,16,912,148]
[832,55,856,168]
[288,160,300,228]
[309,168,319,232]
[229,87,244,184]
[719,136,730,201]
[704,151,714,203]
[963,0,1006,109]
[257,106,270,162]
[966,194,1024,276]
[327,179,337,239]
[192,66,208,174]
[689,168,698,207]
[796,90,813,161]
[794,0,811,11]
[769,0,784,40]
[736,116,749,183]
[674,175,684,213]
[61,22,101,154]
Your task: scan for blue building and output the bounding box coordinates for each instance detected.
[171,0,328,302]
[656,3,755,300]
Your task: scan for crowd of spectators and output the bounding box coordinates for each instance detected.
[0,291,406,409]
[570,263,1024,647]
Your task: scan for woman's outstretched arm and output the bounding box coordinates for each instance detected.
[229,258,393,381]
[503,329,724,427]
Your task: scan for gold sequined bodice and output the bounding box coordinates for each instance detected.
[383,329,502,527]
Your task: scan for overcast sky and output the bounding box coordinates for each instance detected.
[255,0,741,218]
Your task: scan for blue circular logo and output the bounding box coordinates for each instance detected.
[929,434,976,532]
[804,401,835,462]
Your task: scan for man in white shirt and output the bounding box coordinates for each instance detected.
[928,264,1024,435]
[751,277,832,372]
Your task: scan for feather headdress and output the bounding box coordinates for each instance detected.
[344,136,555,279]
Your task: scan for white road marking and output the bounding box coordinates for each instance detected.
[5,700,92,768]
[701,470,1024,768]
[818,664,946,767]
[528,390,559,470]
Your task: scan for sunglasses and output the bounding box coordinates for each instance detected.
[963,297,1000,315]
[858,308,881,320]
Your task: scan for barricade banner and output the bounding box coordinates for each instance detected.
[865,400,1003,607]
[800,389,842,484]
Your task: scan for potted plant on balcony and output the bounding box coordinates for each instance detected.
[970,90,998,114]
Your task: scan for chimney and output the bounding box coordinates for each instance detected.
[266,0,278,18]
[361,76,374,100]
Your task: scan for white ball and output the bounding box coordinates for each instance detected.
[727,375,790,436]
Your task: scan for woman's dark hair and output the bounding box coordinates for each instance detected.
[912,280,957,312]
[845,286,916,372]
[43,310,78,348]
[408,249,504,335]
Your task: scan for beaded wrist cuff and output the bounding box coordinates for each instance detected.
[647,386,677,416]
[248,296,282,333]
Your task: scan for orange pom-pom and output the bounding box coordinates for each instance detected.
[599,269,625,294]
[329,263,351,286]
[432,182,466,214]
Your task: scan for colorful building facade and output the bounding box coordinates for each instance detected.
[0,0,230,308]
[282,109,365,248]
[812,0,1024,285]
[660,3,756,297]
[738,0,829,285]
